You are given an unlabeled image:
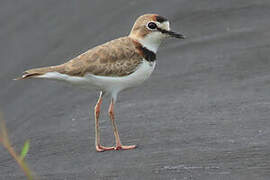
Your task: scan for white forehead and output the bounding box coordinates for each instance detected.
[158,21,170,31]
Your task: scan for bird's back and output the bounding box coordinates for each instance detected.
[19,37,144,79]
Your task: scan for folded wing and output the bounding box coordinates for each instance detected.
[17,37,143,80]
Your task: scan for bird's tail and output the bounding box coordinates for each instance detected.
[14,65,63,80]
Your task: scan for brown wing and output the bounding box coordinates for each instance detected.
[18,37,143,80]
[57,36,143,77]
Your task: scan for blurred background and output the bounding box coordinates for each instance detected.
[1,0,270,179]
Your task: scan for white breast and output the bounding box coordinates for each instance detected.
[38,60,156,98]
[85,60,156,98]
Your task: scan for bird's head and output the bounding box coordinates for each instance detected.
[129,14,185,53]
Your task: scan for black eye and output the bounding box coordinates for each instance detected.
[147,22,157,30]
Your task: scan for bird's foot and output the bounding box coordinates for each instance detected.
[114,144,136,150]
[96,145,114,152]
[96,144,137,152]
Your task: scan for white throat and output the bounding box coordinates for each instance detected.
[138,32,163,53]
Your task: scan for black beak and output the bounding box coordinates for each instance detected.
[167,30,186,39]
[157,27,186,39]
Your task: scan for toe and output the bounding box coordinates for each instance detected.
[96,145,114,152]
[115,145,137,150]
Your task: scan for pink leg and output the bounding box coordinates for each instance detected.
[108,99,136,150]
[94,92,114,152]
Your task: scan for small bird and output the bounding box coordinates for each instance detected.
[16,14,185,152]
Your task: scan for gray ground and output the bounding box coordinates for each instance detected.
[1,0,270,179]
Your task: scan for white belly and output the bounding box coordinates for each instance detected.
[87,60,155,92]
[38,60,156,97]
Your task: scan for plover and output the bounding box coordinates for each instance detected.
[16,14,185,152]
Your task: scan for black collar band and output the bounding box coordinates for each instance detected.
[140,46,156,62]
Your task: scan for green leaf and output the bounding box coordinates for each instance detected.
[20,140,30,160]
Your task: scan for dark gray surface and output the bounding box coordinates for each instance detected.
[1,0,270,179]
